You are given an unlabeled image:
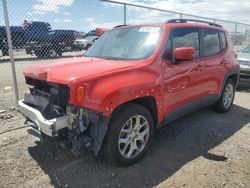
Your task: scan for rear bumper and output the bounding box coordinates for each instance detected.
[18,100,69,137]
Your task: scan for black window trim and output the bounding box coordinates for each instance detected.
[163,27,202,61]
[219,31,228,52]
[163,27,227,61]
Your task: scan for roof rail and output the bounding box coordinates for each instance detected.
[113,25,128,28]
[167,19,223,28]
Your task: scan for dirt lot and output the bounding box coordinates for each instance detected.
[0,56,250,187]
[0,88,249,187]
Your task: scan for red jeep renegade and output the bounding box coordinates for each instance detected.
[19,19,240,166]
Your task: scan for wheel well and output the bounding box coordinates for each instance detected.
[111,96,158,128]
[227,74,238,86]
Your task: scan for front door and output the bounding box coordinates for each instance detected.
[162,27,206,118]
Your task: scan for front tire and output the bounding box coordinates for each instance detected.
[212,79,235,113]
[104,103,154,166]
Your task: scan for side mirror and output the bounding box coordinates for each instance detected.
[173,47,195,64]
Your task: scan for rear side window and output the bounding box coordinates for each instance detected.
[172,28,200,57]
[202,29,220,56]
[220,31,227,50]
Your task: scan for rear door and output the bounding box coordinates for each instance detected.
[200,29,227,102]
[162,27,206,117]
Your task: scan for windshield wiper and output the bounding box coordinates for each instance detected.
[83,55,125,60]
[100,56,125,60]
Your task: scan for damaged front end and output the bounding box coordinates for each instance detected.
[18,78,109,156]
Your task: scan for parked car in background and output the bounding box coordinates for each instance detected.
[79,31,85,36]
[22,21,51,44]
[52,30,85,51]
[75,36,98,50]
[96,28,108,37]
[0,21,107,57]
[237,44,250,87]
[0,26,8,56]
[83,29,96,38]
[23,21,59,58]
[83,28,108,38]
[19,19,239,166]
[77,28,108,50]
[0,26,26,56]
[23,20,84,58]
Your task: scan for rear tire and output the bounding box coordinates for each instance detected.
[212,79,235,113]
[103,103,154,166]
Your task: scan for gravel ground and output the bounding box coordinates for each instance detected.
[0,89,249,188]
[0,57,250,187]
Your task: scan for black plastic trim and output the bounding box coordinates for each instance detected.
[167,19,223,28]
[219,70,239,98]
[159,94,218,127]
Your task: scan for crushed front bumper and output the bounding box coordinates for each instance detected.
[18,100,69,137]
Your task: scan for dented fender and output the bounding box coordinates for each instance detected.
[68,67,165,123]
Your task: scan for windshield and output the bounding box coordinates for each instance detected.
[241,44,250,53]
[85,26,162,60]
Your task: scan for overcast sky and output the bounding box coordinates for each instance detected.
[0,0,249,32]
[113,0,250,23]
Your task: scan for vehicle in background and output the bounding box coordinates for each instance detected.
[22,21,52,44]
[96,28,108,37]
[83,28,108,38]
[52,30,85,51]
[83,29,96,38]
[79,31,85,36]
[0,26,8,56]
[74,36,98,50]
[76,28,108,50]
[1,21,107,58]
[23,20,84,58]
[237,44,250,87]
[0,26,26,56]
[19,19,239,166]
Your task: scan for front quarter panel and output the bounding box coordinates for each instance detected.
[69,67,164,121]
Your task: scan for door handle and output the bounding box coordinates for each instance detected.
[198,65,206,71]
[221,60,226,65]
[191,64,203,72]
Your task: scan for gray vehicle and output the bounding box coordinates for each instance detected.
[75,36,98,50]
[237,44,250,87]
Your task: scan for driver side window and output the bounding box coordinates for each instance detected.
[164,27,200,60]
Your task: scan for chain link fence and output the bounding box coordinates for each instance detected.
[1,0,250,108]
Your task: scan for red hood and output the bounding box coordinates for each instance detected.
[23,57,139,85]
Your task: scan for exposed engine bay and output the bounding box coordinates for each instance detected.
[22,77,110,156]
